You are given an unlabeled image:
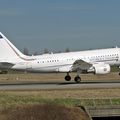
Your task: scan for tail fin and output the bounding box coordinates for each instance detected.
[0,32,25,61]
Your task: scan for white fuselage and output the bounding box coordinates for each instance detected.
[12,47,120,72]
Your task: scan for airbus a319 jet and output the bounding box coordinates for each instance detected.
[0,32,120,83]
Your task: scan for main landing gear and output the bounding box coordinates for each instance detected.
[74,75,81,83]
[64,73,71,81]
[64,72,81,83]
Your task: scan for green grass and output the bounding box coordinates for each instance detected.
[111,66,119,72]
[0,93,120,108]
[111,98,120,105]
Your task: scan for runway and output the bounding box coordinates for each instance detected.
[0,80,120,90]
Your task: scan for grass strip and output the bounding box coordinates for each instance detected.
[0,93,120,108]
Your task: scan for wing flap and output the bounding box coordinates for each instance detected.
[72,59,92,71]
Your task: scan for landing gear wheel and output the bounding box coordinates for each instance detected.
[65,75,71,81]
[74,76,81,83]
[119,73,120,76]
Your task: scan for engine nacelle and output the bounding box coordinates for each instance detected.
[93,63,111,74]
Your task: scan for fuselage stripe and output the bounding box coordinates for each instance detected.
[4,38,36,61]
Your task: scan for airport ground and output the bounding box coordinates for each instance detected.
[0,71,120,82]
[0,72,120,119]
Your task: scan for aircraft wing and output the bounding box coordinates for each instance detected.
[72,59,92,71]
[0,62,14,69]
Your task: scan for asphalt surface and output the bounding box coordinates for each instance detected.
[0,80,120,90]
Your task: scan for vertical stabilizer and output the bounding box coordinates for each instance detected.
[0,32,25,62]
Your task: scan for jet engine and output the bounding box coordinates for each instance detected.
[93,63,110,74]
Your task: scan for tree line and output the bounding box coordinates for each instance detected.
[23,47,70,55]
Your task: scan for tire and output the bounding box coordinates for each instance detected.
[74,76,81,83]
[65,75,71,81]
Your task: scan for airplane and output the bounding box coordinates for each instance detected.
[0,32,120,83]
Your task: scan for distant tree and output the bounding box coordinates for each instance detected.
[65,48,70,52]
[33,51,39,55]
[57,50,62,53]
[43,48,49,54]
[23,47,29,55]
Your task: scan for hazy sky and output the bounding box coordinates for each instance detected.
[1,0,120,53]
